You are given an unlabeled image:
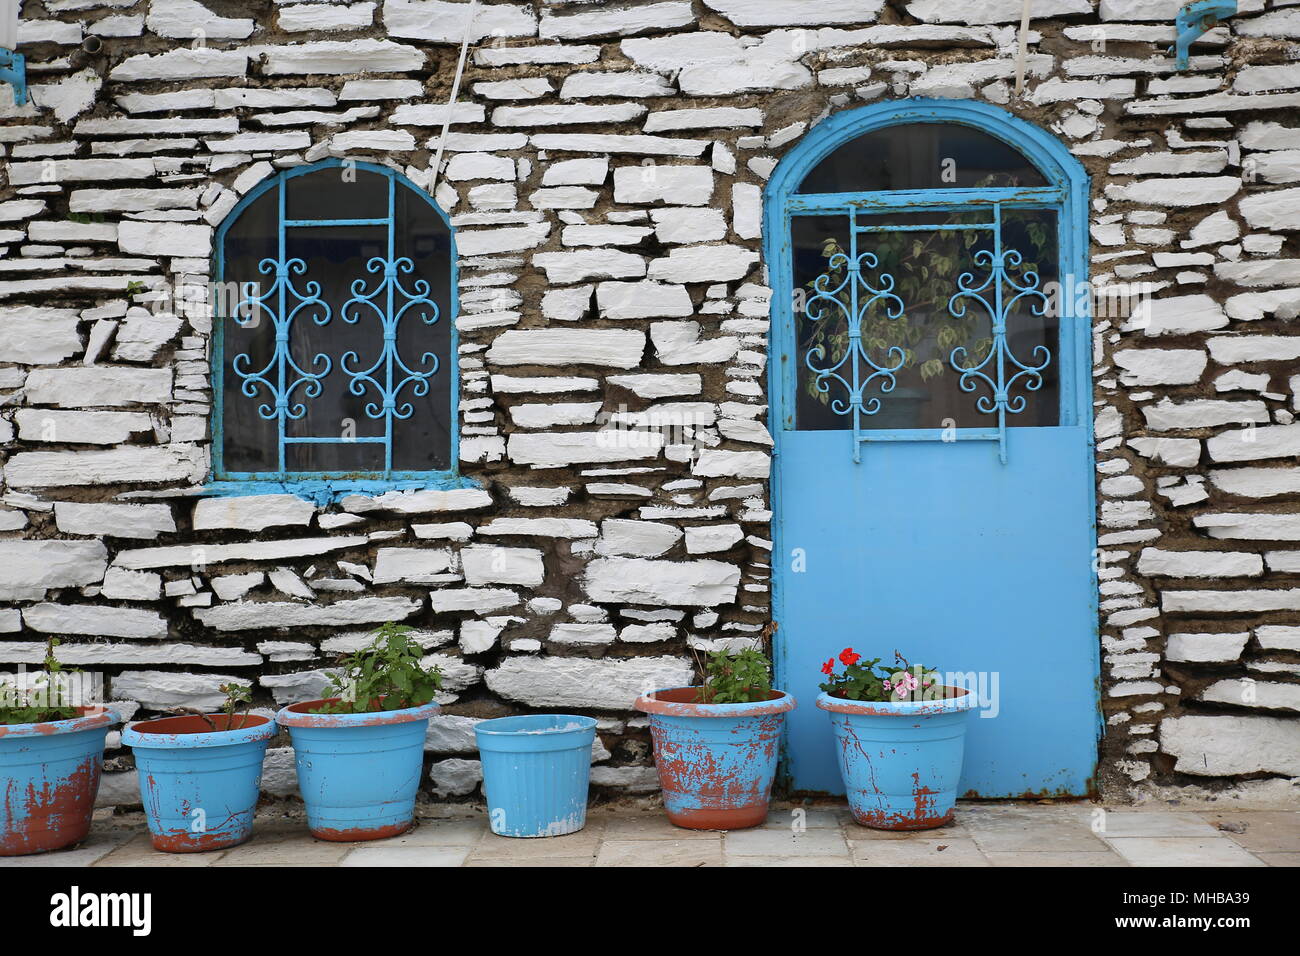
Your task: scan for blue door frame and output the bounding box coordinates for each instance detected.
[764,100,1101,797]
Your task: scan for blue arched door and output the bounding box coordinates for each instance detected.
[766,101,1100,797]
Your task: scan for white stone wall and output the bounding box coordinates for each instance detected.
[2,0,1299,803]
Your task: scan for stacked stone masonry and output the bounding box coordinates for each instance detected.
[1,0,1299,805]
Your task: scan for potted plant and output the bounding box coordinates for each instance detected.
[634,644,796,830]
[276,623,441,842]
[122,681,276,852]
[0,638,119,856]
[817,649,975,830]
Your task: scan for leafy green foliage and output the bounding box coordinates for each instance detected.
[312,623,442,715]
[0,638,82,726]
[219,682,253,729]
[819,649,943,703]
[694,647,773,704]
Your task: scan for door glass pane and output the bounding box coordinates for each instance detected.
[791,208,1060,431]
[798,124,1047,194]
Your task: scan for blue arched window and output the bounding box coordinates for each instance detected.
[213,160,455,482]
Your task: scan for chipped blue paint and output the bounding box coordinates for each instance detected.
[123,715,276,852]
[0,47,26,107]
[765,100,1101,798]
[276,699,438,841]
[1172,1,1237,71]
[0,709,118,856]
[475,715,598,838]
[210,159,465,502]
[817,690,975,830]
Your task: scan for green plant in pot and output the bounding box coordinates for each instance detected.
[276,623,443,841]
[817,650,976,830]
[0,638,119,856]
[634,637,796,830]
[123,680,278,852]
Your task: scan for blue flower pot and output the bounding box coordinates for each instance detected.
[635,687,796,830]
[0,708,119,856]
[123,714,276,852]
[476,714,598,838]
[817,689,975,830]
[277,698,438,842]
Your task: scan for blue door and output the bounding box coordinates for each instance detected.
[766,102,1100,798]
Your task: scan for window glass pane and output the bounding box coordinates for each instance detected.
[285,166,389,221]
[798,124,1047,193]
[791,208,1059,431]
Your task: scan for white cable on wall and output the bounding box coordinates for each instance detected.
[429,0,479,195]
[1014,0,1032,97]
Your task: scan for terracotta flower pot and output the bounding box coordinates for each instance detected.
[0,707,119,856]
[634,687,796,831]
[817,688,975,830]
[276,697,438,842]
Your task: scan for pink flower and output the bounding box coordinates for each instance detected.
[882,680,891,691]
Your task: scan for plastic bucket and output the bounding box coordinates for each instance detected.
[817,688,975,830]
[475,714,598,838]
[277,698,438,842]
[0,708,119,856]
[123,714,276,852]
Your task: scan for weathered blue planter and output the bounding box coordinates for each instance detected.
[123,714,276,853]
[635,687,796,830]
[277,698,438,842]
[0,708,119,856]
[475,714,598,838]
[817,689,975,830]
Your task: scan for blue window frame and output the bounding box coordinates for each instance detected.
[766,100,1090,466]
[212,160,459,488]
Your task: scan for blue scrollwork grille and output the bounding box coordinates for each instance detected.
[215,161,454,480]
[803,211,907,464]
[799,203,1056,464]
[948,210,1052,463]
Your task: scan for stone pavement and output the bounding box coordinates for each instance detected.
[3,802,1296,867]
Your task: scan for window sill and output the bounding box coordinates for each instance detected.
[201,473,481,506]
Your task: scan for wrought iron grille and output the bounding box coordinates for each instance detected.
[215,162,453,481]
[801,204,1052,464]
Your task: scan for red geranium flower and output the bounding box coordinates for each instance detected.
[839,648,861,667]
[821,657,836,676]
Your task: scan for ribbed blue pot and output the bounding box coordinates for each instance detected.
[277,698,438,842]
[0,708,119,856]
[475,715,597,838]
[123,714,276,853]
[817,689,975,830]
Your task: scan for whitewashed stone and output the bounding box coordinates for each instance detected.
[210,572,265,602]
[342,487,493,514]
[509,430,664,468]
[0,540,108,596]
[428,758,482,797]
[1166,631,1250,663]
[1132,294,1228,337]
[550,623,616,646]
[1209,467,1300,498]
[597,280,693,319]
[1160,715,1300,776]
[0,306,83,364]
[685,524,744,554]
[1137,548,1264,578]
[101,567,163,602]
[6,447,203,488]
[55,502,175,539]
[372,548,455,584]
[648,245,758,283]
[1207,424,1300,463]
[693,450,769,479]
[909,0,1085,22]
[596,519,682,557]
[1112,348,1206,386]
[460,545,545,586]
[487,328,645,368]
[612,165,713,205]
[385,0,537,43]
[1202,679,1300,713]
[193,495,316,532]
[1194,511,1300,541]
[583,557,740,606]
[24,603,167,640]
[480,518,598,538]
[148,0,254,39]
[608,373,701,398]
[540,2,694,40]
[1104,177,1240,207]
[1208,336,1300,364]
[194,597,422,631]
[259,40,425,75]
[110,48,248,82]
[485,655,693,709]
[649,207,727,244]
[1142,398,1268,431]
[112,671,237,711]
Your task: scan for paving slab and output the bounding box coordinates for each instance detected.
[341,845,471,867]
[1104,837,1267,867]
[596,837,723,867]
[850,837,989,867]
[1197,810,1300,854]
[1,827,135,868]
[724,826,850,857]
